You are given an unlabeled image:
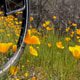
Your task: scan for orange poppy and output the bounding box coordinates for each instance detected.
[69,45,80,59]
[29,46,38,57]
[12,45,17,53]
[0,43,13,54]
[56,41,64,49]
[24,30,40,44]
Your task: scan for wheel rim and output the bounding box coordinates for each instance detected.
[0,0,29,77]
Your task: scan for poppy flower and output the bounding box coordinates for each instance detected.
[53,16,57,20]
[65,37,71,42]
[45,21,50,26]
[69,45,80,59]
[76,29,80,35]
[12,44,17,53]
[46,27,53,31]
[0,43,13,54]
[72,23,77,27]
[24,30,40,45]
[56,41,64,49]
[30,16,34,22]
[29,46,38,57]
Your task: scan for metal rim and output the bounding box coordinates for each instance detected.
[0,0,29,77]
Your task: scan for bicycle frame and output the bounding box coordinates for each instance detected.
[4,0,25,15]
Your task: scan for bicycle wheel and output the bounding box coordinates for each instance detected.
[0,0,29,77]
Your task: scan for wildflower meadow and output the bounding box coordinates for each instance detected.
[0,0,80,80]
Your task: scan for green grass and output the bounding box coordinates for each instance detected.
[0,15,80,80]
[7,31,79,80]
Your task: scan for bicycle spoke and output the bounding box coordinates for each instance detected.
[5,0,23,12]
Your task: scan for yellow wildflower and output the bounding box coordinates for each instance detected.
[24,30,40,44]
[24,36,40,45]
[72,23,77,27]
[45,21,50,26]
[19,21,22,24]
[65,27,70,32]
[48,43,52,48]
[12,45,17,53]
[65,37,71,42]
[42,23,47,28]
[16,78,20,80]
[76,29,80,35]
[70,31,74,37]
[30,16,34,22]
[0,29,4,33]
[0,43,13,54]
[29,46,38,56]
[69,45,80,59]
[46,27,53,31]
[24,72,29,77]
[7,34,10,37]
[0,11,3,15]
[70,34,73,37]
[53,16,57,20]
[15,21,19,25]
[76,36,80,39]
[16,34,19,37]
[14,18,18,21]
[9,66,19,75]
[56,41,64,49]
[78,39,80,42]
[71,31,75,35]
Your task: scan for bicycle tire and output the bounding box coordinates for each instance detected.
[0,0,29,77]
